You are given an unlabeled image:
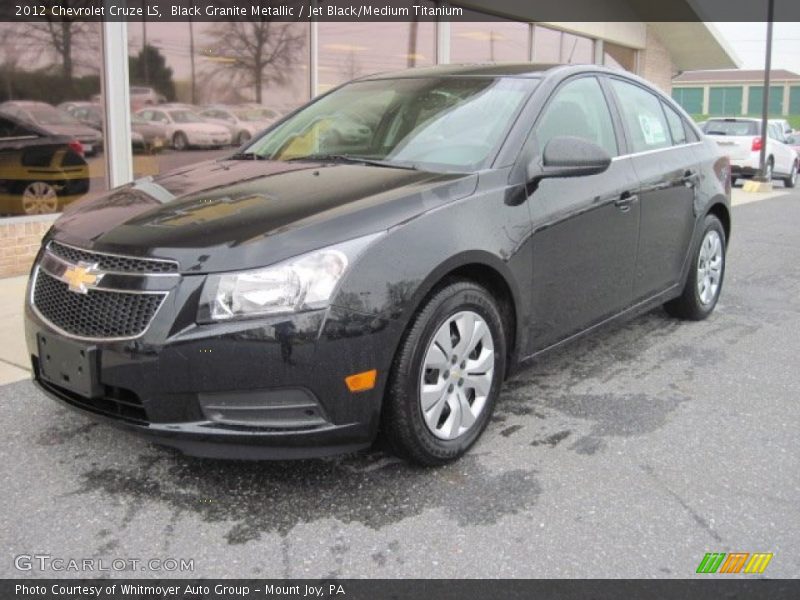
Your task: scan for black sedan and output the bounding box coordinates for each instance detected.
[24,65,731,465]
[0,100,103,156]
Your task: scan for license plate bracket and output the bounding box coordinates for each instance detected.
[37,333,102,398]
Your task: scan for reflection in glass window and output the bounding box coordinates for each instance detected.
[125,21,310,179]
[0,22,102,217]
[451,18,529,62]
[317,21,436,94]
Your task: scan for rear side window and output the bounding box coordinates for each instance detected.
[610,79,671,153]
[662,102,687,145]
[535,76,618,157]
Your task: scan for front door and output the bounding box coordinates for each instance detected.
[527,76,640,352]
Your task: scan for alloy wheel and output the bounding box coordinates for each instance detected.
[697,229,723,305]
[419,310,495,440]
[22,182,58,215]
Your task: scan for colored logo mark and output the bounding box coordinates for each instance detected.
[696,552,773,574]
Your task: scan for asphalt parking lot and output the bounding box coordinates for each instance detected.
[1,191,798,579]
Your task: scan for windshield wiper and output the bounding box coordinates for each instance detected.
[228,151,267,160]
[287,154,418,170]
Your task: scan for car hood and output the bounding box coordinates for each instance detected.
[50,158,477,273]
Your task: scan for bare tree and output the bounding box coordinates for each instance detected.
[203,21,306,103]
[0,24,29,99]
[18,4,99,90]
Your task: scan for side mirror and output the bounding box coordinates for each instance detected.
[528,136,612,189]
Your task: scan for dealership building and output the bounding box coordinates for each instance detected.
[672,69,800,117]
[0,4,738,277]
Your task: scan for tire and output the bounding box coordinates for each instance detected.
[664,214,726,321]
[237,131,251,145]
[764,157,774,181]
[784,161,797,188]
[172,132,188,151]
[382,280,507,466]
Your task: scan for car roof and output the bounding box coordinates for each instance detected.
[361,63,564,80]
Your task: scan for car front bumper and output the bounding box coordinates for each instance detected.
[24,273,395,459]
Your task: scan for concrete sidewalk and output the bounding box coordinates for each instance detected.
[0,275,29,385]
[0,186,788,386]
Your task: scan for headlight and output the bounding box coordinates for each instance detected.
[198,233,380,322]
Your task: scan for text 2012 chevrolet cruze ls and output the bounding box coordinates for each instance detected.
[25,65,731,465]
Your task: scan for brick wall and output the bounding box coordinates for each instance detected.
[0,216,54,278]
[640,25,676,94]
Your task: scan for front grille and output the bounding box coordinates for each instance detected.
[33,270,164,339]
[48,241,179,274]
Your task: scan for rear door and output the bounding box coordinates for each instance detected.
[607,77,698,302]
[528,75,640,351]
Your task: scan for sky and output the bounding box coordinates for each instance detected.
[714,22,800,73]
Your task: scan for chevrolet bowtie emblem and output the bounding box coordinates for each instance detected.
[63,262,103,294]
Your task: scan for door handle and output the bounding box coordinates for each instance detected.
[614,192,638,212]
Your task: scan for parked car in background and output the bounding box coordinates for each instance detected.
[703,117,797,187]
[130,86,165,111]
[58,101,104,132]
[0,101,103,156]
[131,115,167,154]
[237,103,280,122]
[0,111,89,215]
[135,106,231,149]
[199,105,275,145]
[785,131,800,155]
[25,65,732,465]
[770,118,794,138]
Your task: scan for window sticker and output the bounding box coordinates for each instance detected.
[638,113,667,146]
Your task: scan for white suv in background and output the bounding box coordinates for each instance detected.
[703,117,798,187]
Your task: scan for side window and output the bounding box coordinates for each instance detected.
[610,79,671,153]
[139,110,152,121]
[662,102,687,145]
[535,76,618,157]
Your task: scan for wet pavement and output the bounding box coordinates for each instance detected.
[1,192,798,578]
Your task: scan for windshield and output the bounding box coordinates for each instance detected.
[169,110,203,123]
[243,77,537,171]
[705,120,759,136]
[29,106,81,126]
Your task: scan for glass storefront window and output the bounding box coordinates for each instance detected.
[451,18,530,62]
[0,22,104,217]
[534,25,595,65]
[533,25,563,63]
[560,32,594,64]
[125,21,310,179]
[317,22,436,94]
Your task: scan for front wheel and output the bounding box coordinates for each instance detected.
[382,281,506,466]
[784,161,797,188]
[664,214,726,320]
[172,132,188,151]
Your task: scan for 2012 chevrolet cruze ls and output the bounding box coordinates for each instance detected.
[25,65,731,465]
